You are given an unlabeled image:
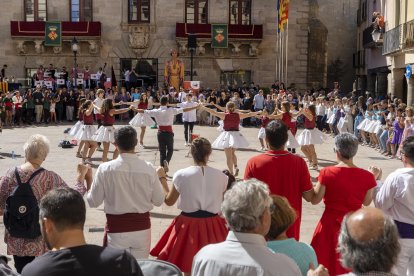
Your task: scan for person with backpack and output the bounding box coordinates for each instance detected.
[0,134,76,273]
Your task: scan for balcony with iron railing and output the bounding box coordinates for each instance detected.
[403,19,414,50]
[382,24,403,55]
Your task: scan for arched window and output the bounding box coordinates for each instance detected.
[186,0,208,24]
[70,0,93,22]
[24,0,47,21]
[128,0,150,23]
[229,0,251,25]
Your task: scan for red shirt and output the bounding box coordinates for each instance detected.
[244,150,312,240]
[261,116,270,128]
[103,111,115,125]
[281,112,295,133]
[223,112,240,131]
[305,116,316,129]
[138,103,148,109]
[83,113,94,124]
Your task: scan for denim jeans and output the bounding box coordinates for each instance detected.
[379,129,389,151]
[354,115,363,137]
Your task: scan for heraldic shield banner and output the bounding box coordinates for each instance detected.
[44,22,62,47]
[211,24,228,49]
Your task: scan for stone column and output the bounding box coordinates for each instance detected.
[392,69,405,100]
[407,77,414,106]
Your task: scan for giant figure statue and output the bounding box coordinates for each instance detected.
[164,49,184,92]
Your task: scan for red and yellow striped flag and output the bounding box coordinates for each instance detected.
[279,0,289,32]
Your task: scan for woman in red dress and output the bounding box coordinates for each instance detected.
[310,133,377,275]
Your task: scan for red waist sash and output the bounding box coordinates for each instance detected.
[158,125,173,133]
[103,212,150,246]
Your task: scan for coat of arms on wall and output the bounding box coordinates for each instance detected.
[128,26,150,50]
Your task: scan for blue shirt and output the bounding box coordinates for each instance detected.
[267,239,318,276]
[131,92,140,101]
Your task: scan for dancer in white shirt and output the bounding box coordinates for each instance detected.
[131,96,199,171]
[374,136,414,276]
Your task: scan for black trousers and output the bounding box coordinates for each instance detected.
[14,255,35,273]
[157,131,174,167]
[184,121,195,142]
[14,108,22,125]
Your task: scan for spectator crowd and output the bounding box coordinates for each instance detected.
[0,78,412,276]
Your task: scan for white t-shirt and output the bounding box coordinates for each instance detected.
[93,97,104,114]
[178,101,198,122]
[173,166,227,213]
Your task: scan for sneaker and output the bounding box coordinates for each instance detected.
[234,167,239,177]
[184,142,189,146]
[163,160,169,173]
[84,158,93,165]
[260,147,265,151]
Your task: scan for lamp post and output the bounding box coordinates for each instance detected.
[71,37,79,88]
[371,30,381,43]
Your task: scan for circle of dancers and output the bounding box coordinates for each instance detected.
[67,89,327,173]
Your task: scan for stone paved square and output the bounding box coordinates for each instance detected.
[0,123,402,258]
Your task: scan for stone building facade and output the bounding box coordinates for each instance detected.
[0,0,357,91]
[383,0,414,104]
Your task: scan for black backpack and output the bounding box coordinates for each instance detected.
[3,167,45,239]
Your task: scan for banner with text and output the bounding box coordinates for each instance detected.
[44,22,61,47]
[211,24,228,48]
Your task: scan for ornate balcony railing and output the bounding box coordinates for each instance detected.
[382,25,403,55]
[403,19,414,50]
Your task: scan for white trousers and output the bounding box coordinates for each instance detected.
[107,228,151,259]
[394,238,414,276]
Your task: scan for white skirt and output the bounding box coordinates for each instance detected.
[69,121,83,136]
[337,117,345,130]
[74,125,97,141]
[129,113,155,127]
[212,131,249,149]
[258,127,266,139]
[373,121,383,134]
[357,118,370,130]
[297,128,326,145]
[364,120,377,133]
[326,114,335,125]
[287,130,300,148]
[93,125,115,143]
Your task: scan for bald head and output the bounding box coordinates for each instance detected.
[346,207,385,242]
[339,207,400,273]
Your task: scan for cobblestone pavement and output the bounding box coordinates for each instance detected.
[0,122,402,260]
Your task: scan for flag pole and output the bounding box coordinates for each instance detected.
[285,19,289,87]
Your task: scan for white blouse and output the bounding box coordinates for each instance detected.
[173,166,228,213]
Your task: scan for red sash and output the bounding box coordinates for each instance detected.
[103,212,150,246]
[158,125,173,133]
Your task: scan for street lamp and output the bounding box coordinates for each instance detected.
[71,37,79,88]
[371,30,381,43]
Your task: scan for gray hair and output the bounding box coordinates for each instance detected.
[23,134,50,161]
[334,133,359,159]
[338,214,400,273]
[221,179,271,232]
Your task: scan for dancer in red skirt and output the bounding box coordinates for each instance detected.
[151,137,229,275]
[310,133,376,275]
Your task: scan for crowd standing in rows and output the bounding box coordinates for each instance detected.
[0,78,412,276]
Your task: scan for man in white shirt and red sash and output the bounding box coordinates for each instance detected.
[86,126,166,258]
[374,136,414,276]
[134,96,199,171]
[12,90,23,126]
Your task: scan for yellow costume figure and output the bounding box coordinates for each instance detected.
[164,50,184,92]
